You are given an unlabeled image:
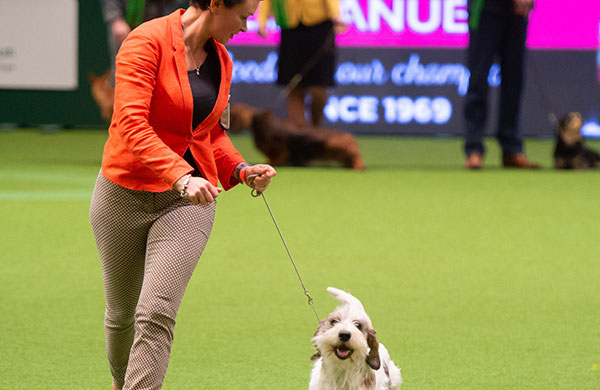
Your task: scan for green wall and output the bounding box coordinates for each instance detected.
[0,0,111,128]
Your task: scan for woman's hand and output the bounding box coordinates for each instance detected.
[258,25,268,38]
[111,18,132,45]
[174,175,222,206]
[243,164,277,192]
[332,16,348,35]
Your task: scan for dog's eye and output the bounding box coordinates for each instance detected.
[329,319,338,326]
[354,322,362,330]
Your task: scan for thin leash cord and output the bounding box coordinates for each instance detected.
[253,31,334,317]
[250,187,320,322]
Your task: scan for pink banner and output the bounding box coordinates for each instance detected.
[229,0,600,50]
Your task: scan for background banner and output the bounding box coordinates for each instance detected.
[229,0,600,137]
[229,47,600,136]
[230,0,600,49]
[0,0,598,133]
[0,0,79,90]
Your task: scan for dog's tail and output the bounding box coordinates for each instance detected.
[327,287,372,323]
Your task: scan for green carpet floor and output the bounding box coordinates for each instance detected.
[1,129,599,389]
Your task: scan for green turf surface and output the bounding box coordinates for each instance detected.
[1,129,599,389]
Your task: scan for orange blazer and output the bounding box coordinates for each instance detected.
[101,9,245,192]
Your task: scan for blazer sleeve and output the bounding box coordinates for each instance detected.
[113,28,194,188]
[211,123,245,190]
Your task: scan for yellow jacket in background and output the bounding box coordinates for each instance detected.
[258,0,340,30]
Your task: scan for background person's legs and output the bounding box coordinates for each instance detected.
[287,87,308,126]
[463,11,505,157]
[308,86,328,127]
[496,14,528,156]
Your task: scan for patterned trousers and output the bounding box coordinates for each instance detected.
[90,173,215,389]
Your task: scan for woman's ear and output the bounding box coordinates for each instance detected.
[210,0,222,12]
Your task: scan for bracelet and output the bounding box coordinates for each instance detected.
[179,174,192,198]
[234,162,251,184]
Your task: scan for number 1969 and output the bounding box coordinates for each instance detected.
[382,96,452,125]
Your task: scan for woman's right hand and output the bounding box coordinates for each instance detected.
[332,16,348,34]
[175,175,222,206]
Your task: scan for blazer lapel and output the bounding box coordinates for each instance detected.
[170,9,193,132]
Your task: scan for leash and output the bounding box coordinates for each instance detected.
[246,175,320,322]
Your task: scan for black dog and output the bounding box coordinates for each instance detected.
[553,112,600,169]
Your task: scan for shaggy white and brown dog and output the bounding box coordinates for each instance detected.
[309,288,402,390]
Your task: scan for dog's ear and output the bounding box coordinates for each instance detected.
[310,320,325,361]
[549,113,561,135]
[366,329,380,370]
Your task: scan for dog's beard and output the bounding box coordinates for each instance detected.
[313,326,368,365]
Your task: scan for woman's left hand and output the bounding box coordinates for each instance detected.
[244,164,277,192]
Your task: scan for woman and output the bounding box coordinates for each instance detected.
[89,0,276,389]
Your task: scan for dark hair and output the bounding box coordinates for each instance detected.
[190,0,245,10]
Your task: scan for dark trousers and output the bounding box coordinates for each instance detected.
[463,7,528,156]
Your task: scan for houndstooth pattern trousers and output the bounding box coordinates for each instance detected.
[90,172,215,390]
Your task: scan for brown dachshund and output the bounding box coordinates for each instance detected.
[229,103,365,170]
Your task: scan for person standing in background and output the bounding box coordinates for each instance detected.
[257,0,346,127]
[92,0,187,122]
[101,0,186,84]
[463,0,539,169]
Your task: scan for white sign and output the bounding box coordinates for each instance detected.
[0,0,78,90]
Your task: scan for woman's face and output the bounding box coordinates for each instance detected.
[211,0,259,44]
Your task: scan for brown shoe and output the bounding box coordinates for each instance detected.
[502,153,540,169]
[465,153,483,170]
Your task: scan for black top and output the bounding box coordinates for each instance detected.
[183,41,221,176]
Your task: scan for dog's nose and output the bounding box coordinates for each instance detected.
[338,331,351,342]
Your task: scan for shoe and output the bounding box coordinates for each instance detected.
[465,153,483,170]
[502,153,540,169]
